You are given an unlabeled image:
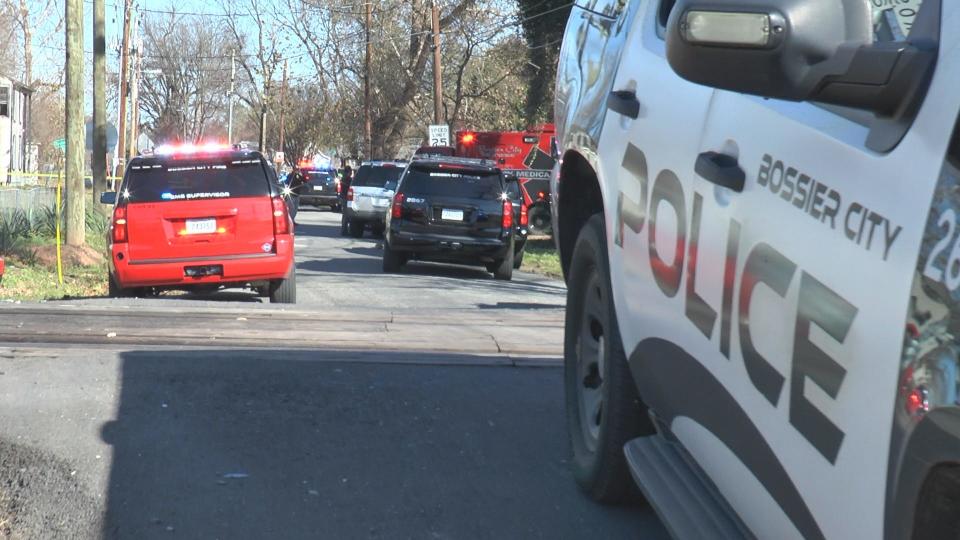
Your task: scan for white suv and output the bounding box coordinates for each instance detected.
[553,0,958,538]
[341,161,406,238]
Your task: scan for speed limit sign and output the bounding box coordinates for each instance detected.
[428,125,450,147]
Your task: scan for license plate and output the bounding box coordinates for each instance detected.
[185,218,217,235]
[314,185,324,192]
[441,209,464,221]
[374,197,390,207]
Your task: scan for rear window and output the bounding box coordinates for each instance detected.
[124,158,270,203]
[353,165,404,188]
[305,170,334,182]
[401,166,503,200]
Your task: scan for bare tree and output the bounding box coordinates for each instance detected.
[220,0,286,152]
[138,12,234,143]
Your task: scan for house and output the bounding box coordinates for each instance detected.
[0,76,33,184]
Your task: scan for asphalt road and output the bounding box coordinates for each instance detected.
[0,208,669,539]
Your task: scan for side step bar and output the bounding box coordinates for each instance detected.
[624,436,754,540]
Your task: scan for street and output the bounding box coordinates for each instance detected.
[0,209,668,539]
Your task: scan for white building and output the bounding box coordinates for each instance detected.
[0,76,33,184]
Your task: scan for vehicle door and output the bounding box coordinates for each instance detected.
[595,0,715,354]
[555,0,640,163]
[663,2,958,539]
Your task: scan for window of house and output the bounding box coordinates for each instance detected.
[0,86,9,117]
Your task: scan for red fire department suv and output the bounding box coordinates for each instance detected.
[101,144,296,303]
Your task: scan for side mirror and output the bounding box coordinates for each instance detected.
[666,0,939,116]
[100,191,117,205]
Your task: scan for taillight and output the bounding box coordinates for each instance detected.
[347,187,354,202]
[501,200,513,229]
[392,192,405,219]
[905,385,930,418]
[112,205,128,243]
[520,204,528,227]
[272,196,290,235]
[336,180,342,194]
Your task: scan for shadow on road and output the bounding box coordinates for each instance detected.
[98,349,665,539]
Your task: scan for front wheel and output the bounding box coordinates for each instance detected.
[528,204,553,236]
[564,214,651,504]
[269,269,297,304]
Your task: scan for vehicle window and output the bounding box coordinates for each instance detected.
[305,171,333,183]
[353,165,404,188]
[401,166,503,200]
[872,0,923,41]
[657,0,676,32]
[124,159,270,203]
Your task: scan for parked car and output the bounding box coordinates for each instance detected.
[297,168,341,211]
[341,160,406,238]
[383,156,526,280]
[101,144,296,303]
[553,0,957,538]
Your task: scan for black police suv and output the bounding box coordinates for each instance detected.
[296,168,341,210]
[382,157,527,280]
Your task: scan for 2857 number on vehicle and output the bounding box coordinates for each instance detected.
[921,208,960,290]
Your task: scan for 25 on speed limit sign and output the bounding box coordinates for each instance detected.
[429,125,450,147]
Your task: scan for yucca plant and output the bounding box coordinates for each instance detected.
[86,208,110,236]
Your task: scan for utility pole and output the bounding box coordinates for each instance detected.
[228,49,236,144]
[116,0,133,176]
[93,0,107,209]
[19,0,33,171]
[19,0,32,85]
[279,59,287,158]
[364,1,372,157]
[431,0,443,125]
[65,0,85,246]
[128,10,141,159]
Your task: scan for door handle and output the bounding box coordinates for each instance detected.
[695,152,745,192]
[607,90,640,119]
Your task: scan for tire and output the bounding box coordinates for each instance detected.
[340,214,349,236]
[349,219,364,238]
[382,243,404,273]
[565,213,651,504]
[107,274,131,298]
[529,204,553,236]
[492,246,514,281]
[513,247,525,270]
[269,268,297,304]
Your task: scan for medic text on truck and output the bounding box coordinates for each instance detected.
[455,124,556,236]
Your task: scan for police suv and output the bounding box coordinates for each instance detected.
[552,0,958,538]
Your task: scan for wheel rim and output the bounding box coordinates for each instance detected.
[577,270,606,453]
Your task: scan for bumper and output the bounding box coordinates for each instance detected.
[110,236,294,288]
[301,193,340,205]
[346,206,389,224]
[387,231,512,263]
